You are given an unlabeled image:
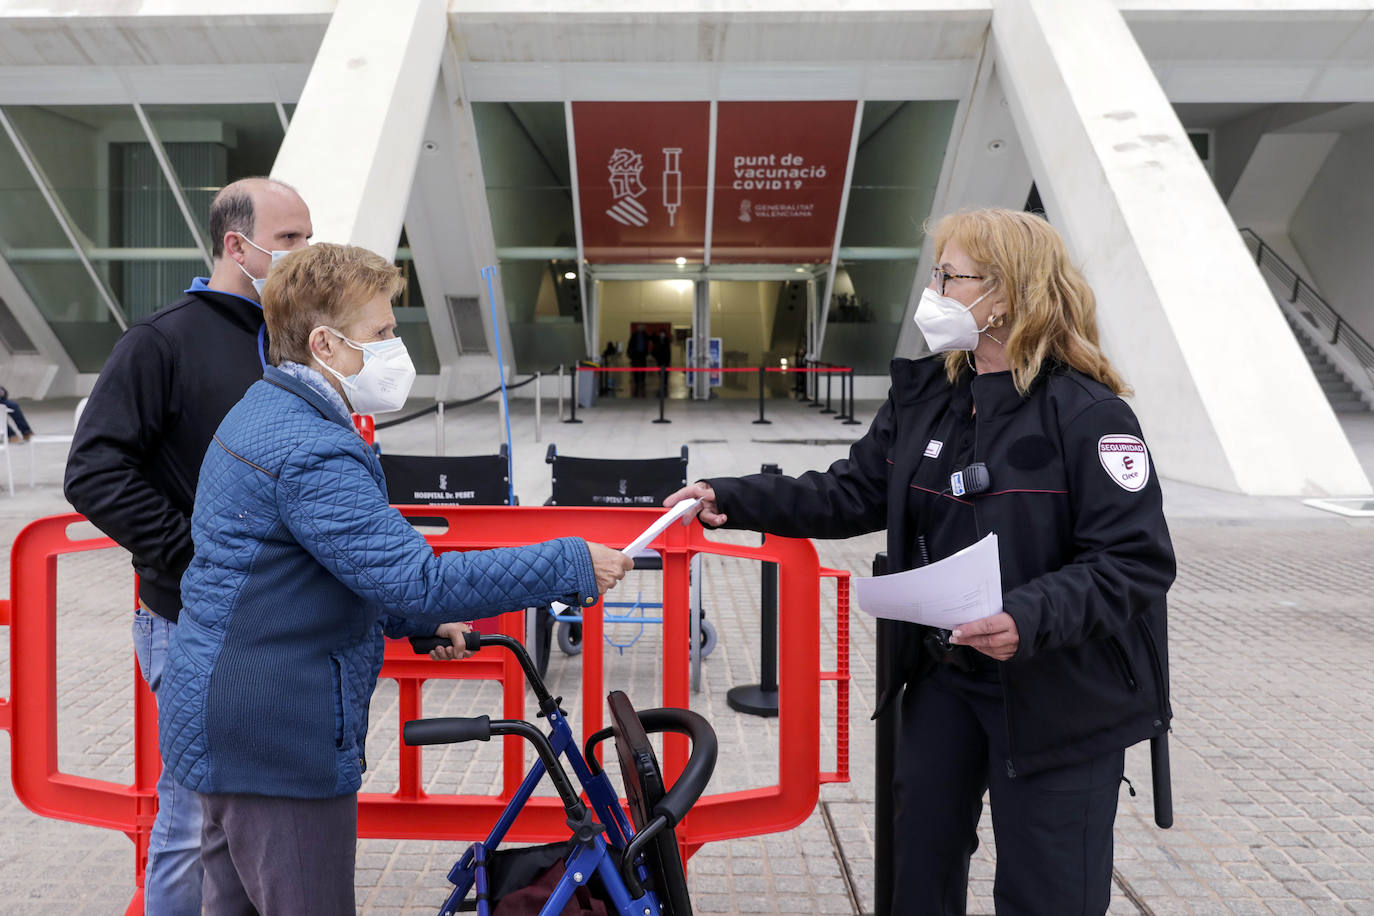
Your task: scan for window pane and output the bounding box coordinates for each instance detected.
[824,100,957,370]
[0,107,121,372]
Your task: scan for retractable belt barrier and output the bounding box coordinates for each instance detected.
[2,506,849,913]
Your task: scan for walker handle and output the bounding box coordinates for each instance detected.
[403,716,491,746]
[408,631,483,654]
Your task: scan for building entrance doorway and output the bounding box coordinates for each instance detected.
[593,270,816,400]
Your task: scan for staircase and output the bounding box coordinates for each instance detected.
[1285,313,1370,413]
[1239,228,1373,415]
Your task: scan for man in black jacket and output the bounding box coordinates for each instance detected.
[64,177,312,916]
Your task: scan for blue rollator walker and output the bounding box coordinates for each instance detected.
[536,445,718,679]
[406,630,718,915]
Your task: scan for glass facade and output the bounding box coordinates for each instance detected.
[825,100,957,372]
[472,102,584,374]
[1,93,956,381]
[0,102,435,375]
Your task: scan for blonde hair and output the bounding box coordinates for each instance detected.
[262,243,405,366]
[929,209,1129,396]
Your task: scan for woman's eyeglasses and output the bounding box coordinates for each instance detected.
[930,266,984,296]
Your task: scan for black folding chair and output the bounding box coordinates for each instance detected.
[536,444,716,684]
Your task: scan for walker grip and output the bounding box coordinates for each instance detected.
[408,631,483,654]
[403,716,491,746]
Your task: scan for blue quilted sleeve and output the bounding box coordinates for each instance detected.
[276,435,598,627]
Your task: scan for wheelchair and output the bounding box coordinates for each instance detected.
[535,444,718,681]
[406,631,717,916]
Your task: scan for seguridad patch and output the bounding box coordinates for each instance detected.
[1098,435,1149,492]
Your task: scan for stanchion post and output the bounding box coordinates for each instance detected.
[873,551,895,916]
[557,363,565,422]
[752,365,771,425]
[565,364,582,423]
[807,359,823,408]
[821,366,837,415]
[534,371,542,443]
[843,367,861,425]
[653,366,671,424]
[435,401,445,455]
[726,464,782,717]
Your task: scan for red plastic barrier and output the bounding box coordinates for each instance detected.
[2,506,850,911]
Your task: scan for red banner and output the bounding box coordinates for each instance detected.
[573,102,711,263]
[710,101,857,263]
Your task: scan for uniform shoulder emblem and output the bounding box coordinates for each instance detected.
[1098,434,1149,492]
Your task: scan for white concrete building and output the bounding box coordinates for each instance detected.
[0,0,1370,496]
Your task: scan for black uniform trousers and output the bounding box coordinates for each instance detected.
[198,791,358,915]
[892,661,1125,915]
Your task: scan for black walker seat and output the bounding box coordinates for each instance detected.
[605,692,692,916]
[404,632,718,916]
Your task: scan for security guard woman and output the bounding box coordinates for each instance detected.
[665,208,1174,915]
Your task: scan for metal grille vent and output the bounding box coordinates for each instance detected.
[0,295,38,353]
[446,295,489,354]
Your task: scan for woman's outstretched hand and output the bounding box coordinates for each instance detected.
[586,542,635,595]
[664,481,725,527]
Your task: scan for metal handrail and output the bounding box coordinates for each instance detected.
[1239,228,1374,378]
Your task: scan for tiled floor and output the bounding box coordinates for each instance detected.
[2,393,1373,914]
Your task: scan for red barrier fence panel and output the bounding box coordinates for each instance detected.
[819,567,851,785]
[3,506,849,910]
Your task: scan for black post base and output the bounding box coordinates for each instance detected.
[751,419,772,425]
[726,684,779,717]
[652,418,672,424]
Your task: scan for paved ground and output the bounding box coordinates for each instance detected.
[1,390,1373,915]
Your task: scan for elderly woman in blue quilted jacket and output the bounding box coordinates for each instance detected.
[159,243,633,915]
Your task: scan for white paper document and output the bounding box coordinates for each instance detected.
[622,498,700,557]
[552,499,700,612]
[853,533,1003,629]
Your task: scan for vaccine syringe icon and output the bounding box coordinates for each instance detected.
[662,147,682,226]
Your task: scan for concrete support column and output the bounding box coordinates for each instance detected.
[992,0,1369,496]
[896,48,1033,358]
[273,0,447,257]
[693,279,710,400]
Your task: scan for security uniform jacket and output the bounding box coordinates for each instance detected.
[708,356,1175,777]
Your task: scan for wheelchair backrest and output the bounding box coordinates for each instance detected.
[607,690,693,916]
[546,445,687,508]
[381,448,511,506]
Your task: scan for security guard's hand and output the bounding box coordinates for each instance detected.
[587,542,634,595]
[664,481,724,526]
[949,612,1019,661]
[430,622,477,661]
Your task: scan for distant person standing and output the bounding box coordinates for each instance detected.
[64,177,312,916]
[652,330,671,396]
[627,326,649,397]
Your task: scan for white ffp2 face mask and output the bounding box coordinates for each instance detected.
[314,330,416,415]
[234,233,293,297]
[914,286,992,353]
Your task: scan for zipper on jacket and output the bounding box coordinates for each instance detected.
[330,656,346,749]
[1107,636,1140,692]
